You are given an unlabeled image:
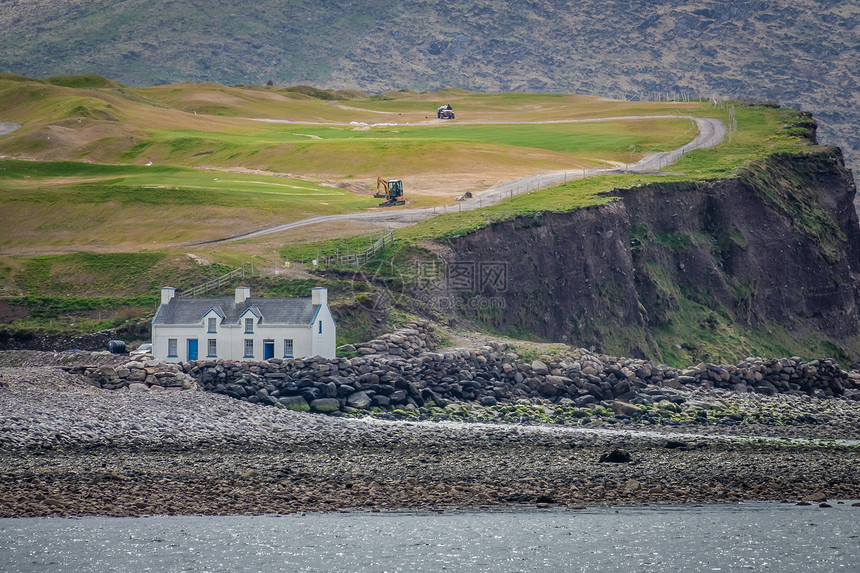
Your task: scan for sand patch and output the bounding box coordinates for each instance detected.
[186,253,213,265]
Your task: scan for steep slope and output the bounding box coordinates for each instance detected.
[432,148,860,365]
[1,1,858,177]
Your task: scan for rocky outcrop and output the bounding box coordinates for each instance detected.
[341,321,438,357]
[66,357,196,391]
[437,149,860,362]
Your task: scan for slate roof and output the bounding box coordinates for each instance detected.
[153,296,318,326]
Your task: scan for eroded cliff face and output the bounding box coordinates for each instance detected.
[436,149,860,363]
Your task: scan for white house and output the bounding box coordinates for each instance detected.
[151,285,336,362]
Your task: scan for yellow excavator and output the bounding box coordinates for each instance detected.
[375,177,406,206]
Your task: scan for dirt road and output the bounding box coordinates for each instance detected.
[210,115,727,243]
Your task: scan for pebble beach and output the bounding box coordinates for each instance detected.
[1,357,859,518]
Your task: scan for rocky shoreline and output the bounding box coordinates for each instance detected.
[54,322,860,438]
[1,358,859,518]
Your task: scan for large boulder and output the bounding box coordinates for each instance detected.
[540,375,570,397]
[310,398,340,413]
[611,401,641,417]
[347,391,373,409]
[531,360,549,375]
[279,396,310,412]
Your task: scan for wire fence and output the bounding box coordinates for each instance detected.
[320,231,394,267]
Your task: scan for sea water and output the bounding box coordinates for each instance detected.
[2,502,859,572]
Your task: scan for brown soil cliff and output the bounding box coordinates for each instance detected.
[436,149,860,362]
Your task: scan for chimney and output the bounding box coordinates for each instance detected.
[235,286,251,304]
[311,286,327,306]
[161,286,175,305]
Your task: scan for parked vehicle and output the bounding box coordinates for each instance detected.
[437,104,455,119]
[130,343,152,356]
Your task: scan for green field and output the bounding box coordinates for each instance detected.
[392,103,815,242]
[126,118,692,155]
[0,75,712,255]
[0,159,379,251]
[0,78,813,263]
[0,76,821,351]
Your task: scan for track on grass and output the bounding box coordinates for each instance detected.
[205,116,726,244]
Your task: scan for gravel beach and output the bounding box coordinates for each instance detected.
[1,358,859,518]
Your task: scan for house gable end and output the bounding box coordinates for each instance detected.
[203,307,225,321]
[239,307,261,320]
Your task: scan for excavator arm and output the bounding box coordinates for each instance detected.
[375,176,389,199]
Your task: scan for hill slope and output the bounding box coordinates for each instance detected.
[1,1,858,176]
[0,77,856,364]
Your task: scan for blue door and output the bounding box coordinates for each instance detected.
[187,338,198,361]
[263,340,274,360]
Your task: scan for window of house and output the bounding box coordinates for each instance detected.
[208,338,217,357]
[245,317,254,333]
[284,339,294,357]
[244,339,254,358]
[318,320,322,334]
[208,317,217,333]
[168,338,178,357]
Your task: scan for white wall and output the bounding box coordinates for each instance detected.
[153,319,318,362]
[310,305,337,359]
[152,290,337,362]
[152,323,207,363]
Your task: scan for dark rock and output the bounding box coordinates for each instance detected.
[319,382,337,398]
[300,388,320,403]
[610,401,640,417]
[372,395,391,407]
[599,449,632,463]
[531,360,549,375]
[278,396,310,411]
[347,391,372,409]
[585,383,606,400]
[310,398,340,413]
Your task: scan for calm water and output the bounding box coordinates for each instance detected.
[2,502,859,572]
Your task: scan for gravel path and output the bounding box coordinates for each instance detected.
[208,116,725,243]
[1,365,858,517]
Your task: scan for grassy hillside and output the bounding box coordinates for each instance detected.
[0,159,379,251]
[394,103,813,241]
[270,101,849,367]
[0,79,849,365]
[0,77,702,254]
[0,0,857,182]
[0,80,712,341]
[0,77,700,171]
[275,101,812,265]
